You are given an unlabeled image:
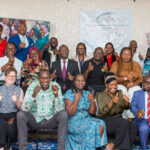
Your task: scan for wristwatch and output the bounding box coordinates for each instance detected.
[124,77,127,81]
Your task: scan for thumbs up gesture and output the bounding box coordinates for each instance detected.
[138,52,143,60]
[88,62,94,72]
[52,83,59,97]
[88,90,95,102]
[112,93,119,103]
[0,93,2,101]
[50,70,57,80]
[12,93,18,102]
[68,72,74,81]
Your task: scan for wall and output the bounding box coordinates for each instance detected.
[0,0,150,57]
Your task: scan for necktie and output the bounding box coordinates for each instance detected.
[147,93,150,124]
[62,60,66,90]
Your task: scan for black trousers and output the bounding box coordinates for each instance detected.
[100,117,138,150]
[0,112,17,148]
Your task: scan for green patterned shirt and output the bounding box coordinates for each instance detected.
[22,80,65,123]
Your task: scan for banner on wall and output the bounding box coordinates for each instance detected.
[80,9,132,54]
[0,18,50,44]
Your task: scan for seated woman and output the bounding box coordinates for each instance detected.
[63,74,112,150]
[0,67,24,150]
[96,72,138,150]
[71,42,90,72]
[110,47,143,119]
[21,47,48,93]
[143,48,150,79]
[104,42,118,70]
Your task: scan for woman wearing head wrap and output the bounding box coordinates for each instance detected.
[96,72,138,150]
[21,47,48,94]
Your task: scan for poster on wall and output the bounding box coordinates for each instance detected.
[0,18,50,44]
[80,9,132,54]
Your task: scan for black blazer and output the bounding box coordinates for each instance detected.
[50,59,79,94]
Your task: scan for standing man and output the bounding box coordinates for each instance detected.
[8,22,34,62]
[17,69,68,150]
[50,44,79,94]
[131,76,150,150]
[81,47,108,93]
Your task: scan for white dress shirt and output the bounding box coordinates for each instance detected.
[18,34,29,48]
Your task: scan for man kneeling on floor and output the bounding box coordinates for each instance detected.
[17,69,68,150]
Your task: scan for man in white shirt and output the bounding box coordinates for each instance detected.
[129,40,144,69]
[0,42,22,86]
[131,76,150,150]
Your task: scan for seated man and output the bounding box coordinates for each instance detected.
[131,76,150,150]
[81,47,107,93]
[17,69,68,150]
[0,42,22,86]
[50,44,79,94]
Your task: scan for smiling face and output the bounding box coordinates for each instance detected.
[5,71,16,86]
[39,71,50,91]
[143,77,150,92]
[129,40,137,54]
[77,44,86,55]
[93,48,103,61]
[121,48,132,62]
[106,80,118,94]
[6,43,16,57]
[59,45,69,60]
[18,23,27,36]
[74,74,86,90]
[105,43,113,55]
[29,49,38,61]
[50,37,58,49]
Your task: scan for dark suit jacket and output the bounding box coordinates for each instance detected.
[8,34,34,62]
[131,89,145,121]
[50,59,79,94]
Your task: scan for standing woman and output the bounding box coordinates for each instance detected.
[63,74,110,150]
[0,24,7,57]
[71,43,90,72]
[110,47,143,119]
[0,67,24,150]
[104,42,118,70]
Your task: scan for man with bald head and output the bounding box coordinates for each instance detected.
[81,47,108,93]
[50,44,79,94]
[8,22,34,62]
[129,40,144,68]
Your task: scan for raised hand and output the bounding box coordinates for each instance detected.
[26,54,32,64]
[32,83,41,98]
[52,84,59,97]
[88,90,95,102]
[137,110,144,119]
[88,62,94,72]
[0,93,2,101]
[112,93,119,103]
[138,52,143,60]
[127,72,134,82]
[50,70,57,80]
[12,93,18,102]
[68,72,74,81]
[73,89,82,100]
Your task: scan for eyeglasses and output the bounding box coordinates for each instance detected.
[6,75,16,78]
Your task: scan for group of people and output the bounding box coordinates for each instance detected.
[0,21,150,150]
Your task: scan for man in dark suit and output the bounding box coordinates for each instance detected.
[50,44,79,94]
[8,22,34,62]
[131,76,150,150]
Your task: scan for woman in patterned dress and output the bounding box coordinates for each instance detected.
[63,74,111,150]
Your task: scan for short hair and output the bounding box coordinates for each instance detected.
[6,42,17,49]
[39,69,50,77]
[74,73,85,81]
[5,67,17,76]
[59,44,69,51]
[0,24,3,30]
[94,47,103,53]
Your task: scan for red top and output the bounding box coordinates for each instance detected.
[107,54,112,68]
[0,39,7,57]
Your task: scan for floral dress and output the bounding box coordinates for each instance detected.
[63,90,107,150]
